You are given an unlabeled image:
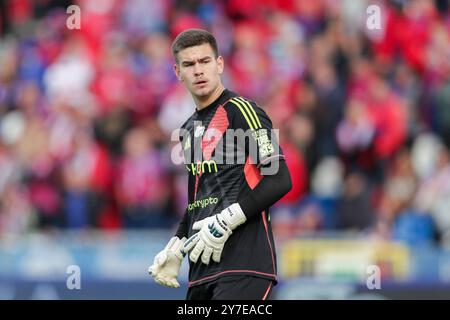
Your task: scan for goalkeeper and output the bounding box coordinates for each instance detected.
[148,29,292,300]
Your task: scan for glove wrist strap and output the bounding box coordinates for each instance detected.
[169,237,187,260]
[221,203,247,230]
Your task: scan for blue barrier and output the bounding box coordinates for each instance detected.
[1,231,450,299]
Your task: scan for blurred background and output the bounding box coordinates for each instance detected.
[1,0,450,299]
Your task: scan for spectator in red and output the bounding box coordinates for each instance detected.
[366,75,408,161]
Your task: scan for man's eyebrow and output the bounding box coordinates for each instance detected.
[181,56,212,64]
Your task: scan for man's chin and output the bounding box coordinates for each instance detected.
[193,88,212,98]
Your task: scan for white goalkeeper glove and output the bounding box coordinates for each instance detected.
[148,236,186,288]
[183,203,247,265]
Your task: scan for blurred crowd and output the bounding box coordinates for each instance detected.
[1,0,450,248]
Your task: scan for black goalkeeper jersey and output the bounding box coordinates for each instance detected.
[176,89,284,287]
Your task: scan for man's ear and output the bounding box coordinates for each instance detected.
[217,56,224,75]
[173,64,182,81]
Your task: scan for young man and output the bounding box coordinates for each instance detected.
[148,29,292,300]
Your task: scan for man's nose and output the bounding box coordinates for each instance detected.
[193,63,204,76]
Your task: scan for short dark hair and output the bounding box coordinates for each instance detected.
[171,29,219,64]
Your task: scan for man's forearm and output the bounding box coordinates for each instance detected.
[238,159,292,219]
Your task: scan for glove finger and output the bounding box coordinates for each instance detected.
[183,233,199,252]
[148,264,158,276]
[192,220,205,231]
[212,246,223,263]
[189,241,205,263]
[168,278,180,288]
[165,237,177,250]
[158,278,173,288]
[201,246,213,265]
[154,276,166,286]
[156,276,174,288]
[154,251,168,267]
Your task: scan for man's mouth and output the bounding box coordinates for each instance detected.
[194,80,208,86]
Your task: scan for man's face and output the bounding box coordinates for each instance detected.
[174,43,224,100]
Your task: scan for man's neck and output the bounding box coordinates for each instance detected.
[195,84,225,111]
